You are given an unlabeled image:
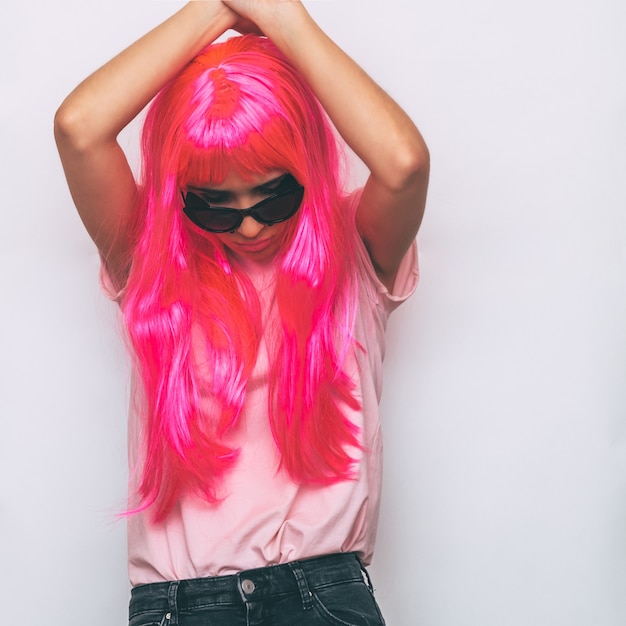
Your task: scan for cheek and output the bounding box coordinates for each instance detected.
[273,218,299,243]
[270,222,295,252]
[214,232,234,246]
[269,220,289,236]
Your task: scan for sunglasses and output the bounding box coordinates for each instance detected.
[182,174,305,233]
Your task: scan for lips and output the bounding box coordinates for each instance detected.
[233,238,272,252]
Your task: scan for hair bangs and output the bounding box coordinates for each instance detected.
[177,115,303,188]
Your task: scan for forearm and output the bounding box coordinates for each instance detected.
[54,2,238,280]
[253,3,428,189]
[55,2,236,149]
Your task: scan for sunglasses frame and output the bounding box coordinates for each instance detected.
[182,176,305,233]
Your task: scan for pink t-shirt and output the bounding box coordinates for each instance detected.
[101,231,418,586]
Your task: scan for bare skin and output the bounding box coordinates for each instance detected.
[54,1,429,289]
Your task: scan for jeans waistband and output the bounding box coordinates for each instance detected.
[129,552,368,618]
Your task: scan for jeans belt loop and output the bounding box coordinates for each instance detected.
[166,580,180,625]
[288,561,314,610]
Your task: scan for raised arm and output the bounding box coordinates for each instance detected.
[54,2,237,284]
[224,0,430,289]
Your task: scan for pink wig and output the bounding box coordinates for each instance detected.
[122,35,361,521]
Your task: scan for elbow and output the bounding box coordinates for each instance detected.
[384,137,430,192]
[54,97,105,154]
[54,100,88,152]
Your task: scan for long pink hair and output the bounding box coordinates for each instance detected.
[122,35,361,521]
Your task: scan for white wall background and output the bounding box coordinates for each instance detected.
[1,1,625,624]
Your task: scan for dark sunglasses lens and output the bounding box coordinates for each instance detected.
[255,187,304,224]
[184,194,240,232]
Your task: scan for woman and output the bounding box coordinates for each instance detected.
[54,1,429,624]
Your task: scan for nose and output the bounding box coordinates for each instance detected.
[236,215,265,239]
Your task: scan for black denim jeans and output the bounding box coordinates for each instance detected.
[128,553,386,626]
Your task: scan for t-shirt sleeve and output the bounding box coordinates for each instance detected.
[355,236,419,314]
[387,239,419,306]
[347,189,420,314]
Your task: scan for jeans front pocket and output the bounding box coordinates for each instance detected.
[312,580,386,626]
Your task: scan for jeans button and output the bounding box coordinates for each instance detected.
[242,579,255,594]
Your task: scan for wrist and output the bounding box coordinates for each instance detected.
[185,1,238,33]
[250,1,309,41]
